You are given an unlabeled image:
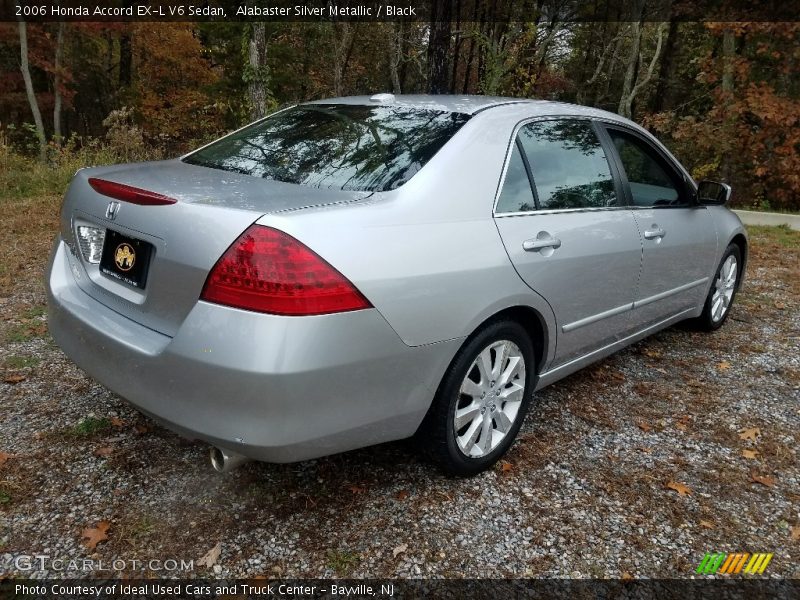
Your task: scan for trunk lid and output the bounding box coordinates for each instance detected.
[60,159,372,336]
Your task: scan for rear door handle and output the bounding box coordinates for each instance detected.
[523,235,562,252]
[643,226,666,240]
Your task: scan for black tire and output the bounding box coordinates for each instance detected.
[417,319,535,476]
[692,243,742,331]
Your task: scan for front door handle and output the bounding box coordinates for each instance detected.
[523,234,562,252]
[643,225,666,240]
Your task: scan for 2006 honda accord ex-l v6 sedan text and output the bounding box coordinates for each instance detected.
[46,94,747,475]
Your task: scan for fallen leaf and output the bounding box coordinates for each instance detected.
[642,348,662,359]
[392,543,407,558]
[500,461,513,472]
[81,521,110,549]
[700,520,715,529]
[739,427,761,441]
[133,424,150,435]
[197,542,222,567]
[742,449,759,459]
[676,415,691,431]
[637,421,652,433]
[93,446,113,457]
[395,490,409,501]
[750,471,775,487]
[621,572,634,581]
[717,361,731,370]
[348,485,366,495]
[636,446,652,454]
[3,374,26,384]
[774,301,785,310]
[110,417,125,428]
[0,451,13,467]
[666,481,692,496]
[791,526,800,541]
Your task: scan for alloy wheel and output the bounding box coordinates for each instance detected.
[711,255,737,322]
[454,340,526,458]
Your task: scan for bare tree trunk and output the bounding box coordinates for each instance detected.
[119,29,132,87]
[721,27,735,95]
[53,21,65,144]
[462,0,480,93]
[387,22,402,94]
[449,0,461,93]
[651,20,678,112]
[247,23,269,120]
[427,0,452,94]
[332,22,354,96]
[18,20,46,162]
[721,27,736,182]
[618,18,643,118]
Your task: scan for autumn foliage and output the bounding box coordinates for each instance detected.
[0,18,798,210]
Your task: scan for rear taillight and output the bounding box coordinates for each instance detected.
[200,225,372,316]
[88,177,177,206]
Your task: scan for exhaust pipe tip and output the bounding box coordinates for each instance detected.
[209,446,249,473]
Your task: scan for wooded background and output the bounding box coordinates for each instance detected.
[1,10,798,210]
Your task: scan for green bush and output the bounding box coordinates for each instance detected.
[0,115,162,201]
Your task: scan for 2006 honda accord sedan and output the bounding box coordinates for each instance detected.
[46,94,747,475]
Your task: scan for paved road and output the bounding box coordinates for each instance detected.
[734,210,800,230]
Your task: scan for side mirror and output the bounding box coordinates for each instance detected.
[696,180,732,205]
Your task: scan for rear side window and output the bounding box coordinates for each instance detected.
[517,119,618,210]
[183,104,470,192]
[496,143,536,213]
[607,129,683,207]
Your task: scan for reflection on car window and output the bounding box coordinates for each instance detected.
[609,130,681,207]
[518,120,617,210]
[183,104,470,192]
[496,143,536,213]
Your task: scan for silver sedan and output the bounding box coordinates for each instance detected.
[46,95,747,475]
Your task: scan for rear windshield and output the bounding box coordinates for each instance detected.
[183,104,470,192]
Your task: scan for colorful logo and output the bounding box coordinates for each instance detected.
[696,552,773,575]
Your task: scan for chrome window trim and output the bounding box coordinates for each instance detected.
[495,205,629,218]
[492,115,621,217]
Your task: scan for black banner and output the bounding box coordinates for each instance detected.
[2,579,800,600]
[2,0,800,22]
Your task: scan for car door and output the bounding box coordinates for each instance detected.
[493,118,644,367]
[602,125,717,328]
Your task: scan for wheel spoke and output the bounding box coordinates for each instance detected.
[460,377,482,399]
[499,381,524,404]
[494,409,513,433]
[476,348,493,385]
[498,356,521,387]
[711,295,723,320]
[492,342,507,379]
[454,403,481,430]
[458,419,482,454]
[479,414,493,454]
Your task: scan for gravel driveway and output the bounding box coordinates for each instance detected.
[1,202,798,579]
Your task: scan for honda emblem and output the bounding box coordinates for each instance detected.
[105,201,121,220]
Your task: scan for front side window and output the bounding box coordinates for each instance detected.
[518,119,618,210]
[183,104,470,192]
[608,129,683,207]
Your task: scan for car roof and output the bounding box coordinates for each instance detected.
[300,94,622,119]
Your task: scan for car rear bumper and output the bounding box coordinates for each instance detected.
[46,238,460,462]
